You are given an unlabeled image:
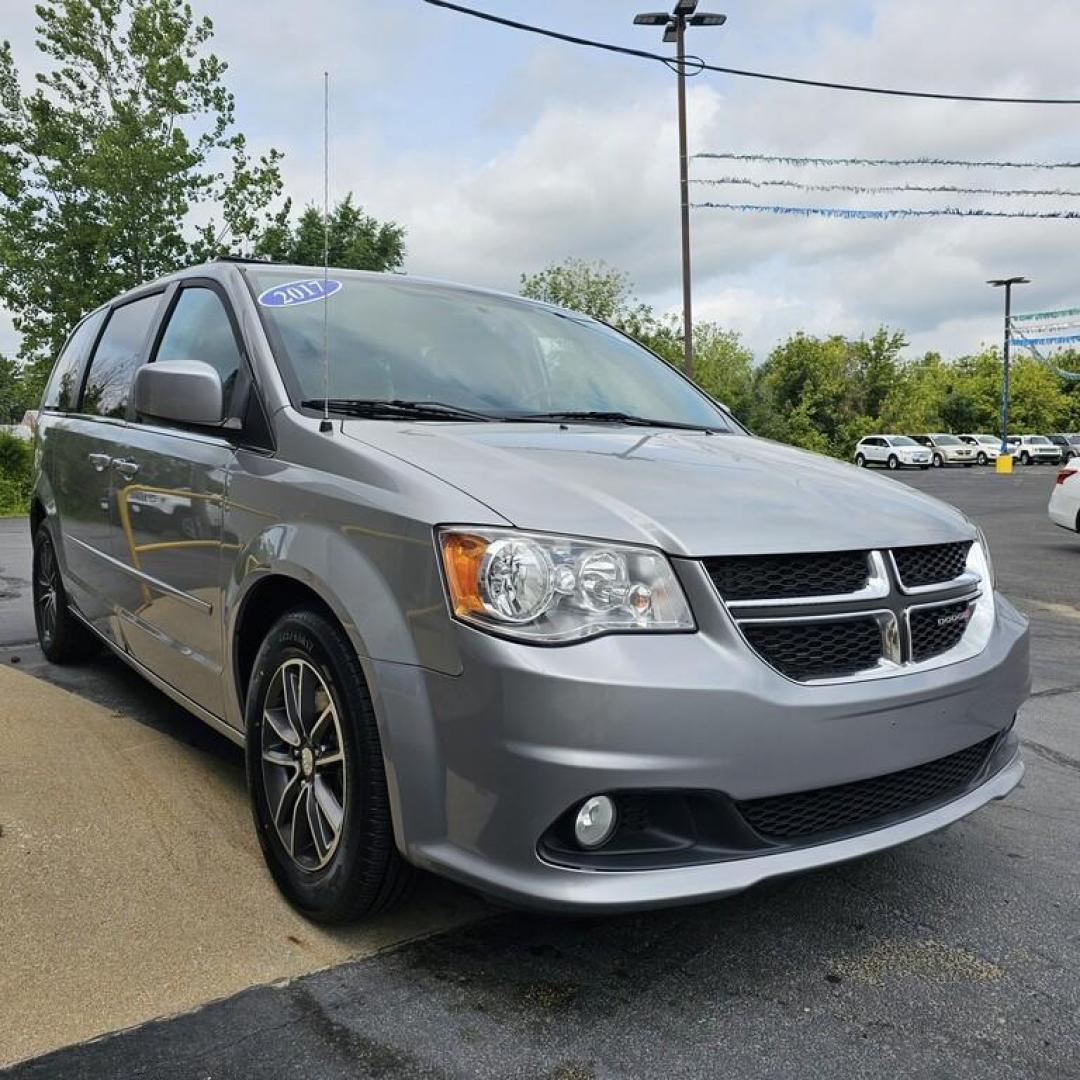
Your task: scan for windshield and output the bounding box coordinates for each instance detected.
[249,271,733,430]
[887,436,918,446]
[977,434,998,444]
[933,435,962,446]
[1029,436,1050,445]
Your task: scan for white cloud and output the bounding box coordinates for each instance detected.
[3,0,1079,366]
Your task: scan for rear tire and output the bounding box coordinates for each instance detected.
[32,524,98,664]
[245,608,415,924]
[886,454,899,470]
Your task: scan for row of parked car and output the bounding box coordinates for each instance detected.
[853,432,1080,470]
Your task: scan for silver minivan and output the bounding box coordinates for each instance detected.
[31,262,1029,922]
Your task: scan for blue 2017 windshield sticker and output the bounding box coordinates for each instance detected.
[257,278,342,308]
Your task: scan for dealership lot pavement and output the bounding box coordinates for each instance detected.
[1,465,1078,1078]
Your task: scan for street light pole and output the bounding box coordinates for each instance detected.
[675,13,694,381]
[635,3,726,382]
[987,276,1029,455]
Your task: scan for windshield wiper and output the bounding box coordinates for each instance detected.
[302,398,495,422]
[506,410,726,432]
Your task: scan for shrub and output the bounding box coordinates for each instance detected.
[0,431,32,515]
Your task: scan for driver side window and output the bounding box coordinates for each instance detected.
[153,286,242,411]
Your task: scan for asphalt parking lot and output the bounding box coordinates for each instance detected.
[1,465,1078,1078]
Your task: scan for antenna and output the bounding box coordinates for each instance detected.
[319,70,333,434]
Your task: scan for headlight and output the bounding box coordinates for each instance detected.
[973,527,996,588]
[437,527,695,643]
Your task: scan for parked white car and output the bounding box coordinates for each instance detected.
[1008,435,1061,466]
[958,433,1009,466]
[1049,464,1080,533]
[909,434,976,468]
[853,435,931,470]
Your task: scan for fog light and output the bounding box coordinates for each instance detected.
[574,795,617,849]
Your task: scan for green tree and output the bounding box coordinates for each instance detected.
[520,259,648,325]
[254,193,406,271]
[0,0,283,388]
[691,323,754,417]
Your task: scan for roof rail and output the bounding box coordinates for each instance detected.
[212,254,278,265]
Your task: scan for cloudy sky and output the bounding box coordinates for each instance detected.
[2,0,1079,362]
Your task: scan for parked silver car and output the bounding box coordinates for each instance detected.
[31,263,1029,922]
[908,433,976,468]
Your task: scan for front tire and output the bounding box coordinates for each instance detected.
[245,609,414,923]
[976,452,988,466]
[32,524,97,664]
[932,453,944,468]
[1021,452,1031,466]
[886,454,899,470]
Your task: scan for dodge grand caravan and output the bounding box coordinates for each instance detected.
[31,262,1030,922]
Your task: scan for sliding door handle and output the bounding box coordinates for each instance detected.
[111,458,140,481]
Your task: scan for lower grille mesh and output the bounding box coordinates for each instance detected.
[742,618,882,681]
[736,736,997,843]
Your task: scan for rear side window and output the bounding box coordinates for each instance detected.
[81,295,161,418]
[153,287,242,406]
[41,309,107,412]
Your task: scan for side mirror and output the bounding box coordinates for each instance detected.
[133,360,224,427]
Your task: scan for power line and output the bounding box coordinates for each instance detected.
[422,0,1080,104]
[692,201,1080,220]
[691,176,1080,197]
[694,153,1080,169]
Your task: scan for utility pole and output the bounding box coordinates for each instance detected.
[987,276,1029,455]
[635,2,726,381]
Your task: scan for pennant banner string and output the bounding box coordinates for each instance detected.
[1011,338,1080,381]
[1012,306,1080,321]
[1010,333,1080,347]
[691,176,1080,198]
[692,202,1080,220]
[693,153,1080,170]
[1008,319,1080,334]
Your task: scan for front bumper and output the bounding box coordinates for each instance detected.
[371,565,1030,913]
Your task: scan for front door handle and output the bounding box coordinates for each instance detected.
[112,458,140,480]
[87,452,112,472]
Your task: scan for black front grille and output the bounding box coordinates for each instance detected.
[737,736,998,843]
[742,618,882,681]
[705,551,869,602]
[909,600,973,661]
[893,541,971,588]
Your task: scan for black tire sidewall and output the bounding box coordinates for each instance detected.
[32,523,94,663]
[245,609,398,922]
[933,453,944,468]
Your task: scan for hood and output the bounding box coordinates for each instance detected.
[342,423,974,557]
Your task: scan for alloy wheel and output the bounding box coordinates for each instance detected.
[34,536,60,650]
[261,658,347,871]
